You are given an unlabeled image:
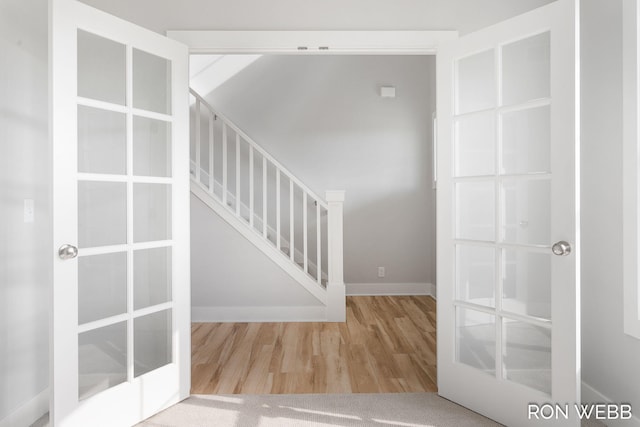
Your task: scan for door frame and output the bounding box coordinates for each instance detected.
[168,18,579,421]
[166,30,457,55]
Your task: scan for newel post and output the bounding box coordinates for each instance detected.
[325,190,346,322]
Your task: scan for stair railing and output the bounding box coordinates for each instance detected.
[189,89,345,319]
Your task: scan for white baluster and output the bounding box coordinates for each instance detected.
[290,180,294,262]
[222,122,228,206]
[236,134,241,216]
[208,111,214,194]
[326,190,346,322]
[303,193,308,273]
[195,99,201,183]
[249,146,254,227]
[263,157,267,239]
[316,202,321,285]
[276,169,281,250]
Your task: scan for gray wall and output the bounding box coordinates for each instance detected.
[200,55,436,286]
[0,0,50,423]
[581,0,640,414]
[191,194,323,312]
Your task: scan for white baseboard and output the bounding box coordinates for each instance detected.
[0,388,48,427]
[346,282,436,297]
[582,381,640,427]
[192,305,327,322]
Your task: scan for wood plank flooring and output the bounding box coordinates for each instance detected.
[191,295,437,394]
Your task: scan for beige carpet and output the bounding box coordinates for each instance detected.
[137,393,502,427]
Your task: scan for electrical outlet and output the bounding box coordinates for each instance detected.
[378,267,385,278]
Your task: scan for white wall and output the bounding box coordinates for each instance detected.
[191,194,324,321]
[581,0,640,416]
[199,55,436,286]
[0,0,50,424]
[78,0,553,36]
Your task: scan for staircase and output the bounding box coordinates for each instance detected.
[189,89,346,321]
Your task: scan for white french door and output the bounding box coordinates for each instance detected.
[51,0,190,425]
[436,1,579,426]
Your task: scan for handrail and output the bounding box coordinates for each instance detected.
[190,88,328,210]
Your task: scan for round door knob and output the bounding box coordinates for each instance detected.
[551,241,572,256]
[58,244,78,260]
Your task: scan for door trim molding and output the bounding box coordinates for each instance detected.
[166,30,458,54]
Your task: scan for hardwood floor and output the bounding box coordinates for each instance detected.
[191,295,437,394]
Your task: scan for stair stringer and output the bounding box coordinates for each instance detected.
[191,181,328,306]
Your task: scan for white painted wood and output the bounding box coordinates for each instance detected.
[432,112,438,190]
[623,0,640,339]
[262,156,268,238]
[235,134,241,216]
[76,173,173,184]
[77,97,174,122]
[78,240,172,257]
[192,305,327,323]
[303,192,308,273]
[289,180,294,261]
[186,89,342,320]
[346,282,436,297]
[436,1,579,426]
[222,122,228,205]
[76,301,176,335]
[197,176,328,281]
[316,202,322,285]
[325,190,345,322]
[276,169,281,250]
[208,110,214,192]
[125,39,134,386]
[51,0,190,425]
[189,90,328,209]
[192,182,327,304]
[167,30,458,54]
[195,99,201,183]
[249,146,254,227]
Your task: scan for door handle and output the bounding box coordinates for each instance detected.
[58,244,78,260]
[551,241,572,256]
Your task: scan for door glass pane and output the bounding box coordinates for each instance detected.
[456,245,495,307]
[134,309,172,377]
[78,181,127,248]
[133,116,172,177]
[502,250,551,320]
[77,30,126,105]
[501,32,550,106]
[133,48,171,114]
[501,105,551,174]
[502,179,550,245]
[134,247,172,310]
[455,112,495,177]
[456,308,495,374]
[456,49,495,114]
[78,106,127,175]
[456,181,495,241]
[503,319,551,394]
[78,252,127,324]
[79,322,127,401]
[133,183,172,243]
